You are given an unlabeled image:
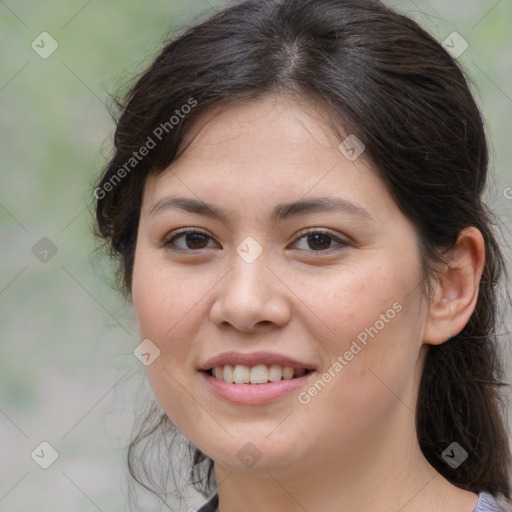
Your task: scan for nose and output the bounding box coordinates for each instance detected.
[209,254,291,332]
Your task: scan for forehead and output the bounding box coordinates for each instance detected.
[141,94,395,225]
[174,94,347,164]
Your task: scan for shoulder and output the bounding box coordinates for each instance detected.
[196,493,218,512]
[473,492,512,512]
[194,493,512,512]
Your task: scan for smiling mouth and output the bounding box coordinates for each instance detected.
[205,364,315,385]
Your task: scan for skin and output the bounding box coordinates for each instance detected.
[131,94,485,512]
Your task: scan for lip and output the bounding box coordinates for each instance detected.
[198,351,316,371]
[200,370,318,405]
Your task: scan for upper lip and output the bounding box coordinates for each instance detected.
[199,351,316,371]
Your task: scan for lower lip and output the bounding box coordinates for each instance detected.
[200,370,317,405]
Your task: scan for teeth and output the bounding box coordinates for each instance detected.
[223,365,233,382]
[268,364,284,382]
[233,365,250,383]
[212,366,224,380]
[282,366,294,379]
[210,364,309,384]
[250,364,269,384]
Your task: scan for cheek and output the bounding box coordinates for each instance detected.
[132,249,206,342]
[313,262,410,346]
[308,260,423,415]
[131,249,219,410]
[131,257,208,433]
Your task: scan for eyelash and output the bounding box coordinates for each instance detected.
[161,228,350,254]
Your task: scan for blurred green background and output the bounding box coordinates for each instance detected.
[1,1,511,511]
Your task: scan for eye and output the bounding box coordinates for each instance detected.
[291,229,350,252]
[161,228,350,253]
[162,229,216,251]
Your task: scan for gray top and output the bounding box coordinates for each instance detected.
[197,491,507,512]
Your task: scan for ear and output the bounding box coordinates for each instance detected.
[423,227,486,345]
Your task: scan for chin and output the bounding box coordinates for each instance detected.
[195,430,307,472]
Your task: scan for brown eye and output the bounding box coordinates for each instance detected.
[305,233,332,251]
[292,229,349,252]
[163,229,215,251]
[161,228,349,253]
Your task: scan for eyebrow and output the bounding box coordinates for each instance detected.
[148,195,372,223]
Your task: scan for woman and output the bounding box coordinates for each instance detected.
[93,0,512,510]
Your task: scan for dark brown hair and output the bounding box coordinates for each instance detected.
[93,0,512,505]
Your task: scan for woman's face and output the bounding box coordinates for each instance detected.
[132,94,430,475]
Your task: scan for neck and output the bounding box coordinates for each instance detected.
[212,398,478,512]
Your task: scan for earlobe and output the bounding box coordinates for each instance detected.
[423,227,485,346]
